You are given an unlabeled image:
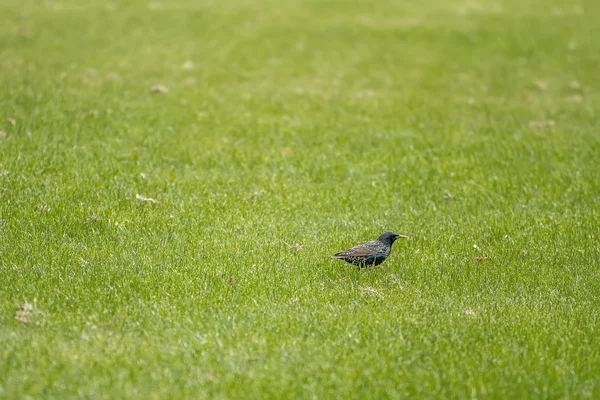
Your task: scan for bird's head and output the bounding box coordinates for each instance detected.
[378,231,408,245]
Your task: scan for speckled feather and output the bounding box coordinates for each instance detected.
[332,231,406,269]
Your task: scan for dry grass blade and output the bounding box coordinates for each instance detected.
[529,120,556,128]
[15,302,33,323]
[136,194,158,204]
[151,84,169,94]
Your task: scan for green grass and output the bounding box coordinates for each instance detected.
[1,0,599,398]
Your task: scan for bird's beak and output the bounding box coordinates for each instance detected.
[397,235,408,239]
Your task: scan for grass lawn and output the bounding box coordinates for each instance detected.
[1,0,599,398]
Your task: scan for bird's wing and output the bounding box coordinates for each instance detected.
[332,243,383,259]
[361,240,387,253]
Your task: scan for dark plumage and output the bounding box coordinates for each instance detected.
[331,231,407,269]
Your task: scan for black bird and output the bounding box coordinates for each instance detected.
[332,231,407,269]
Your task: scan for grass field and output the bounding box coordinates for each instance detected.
[1,0,599,398]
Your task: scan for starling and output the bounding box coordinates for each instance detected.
[331,231,408,269]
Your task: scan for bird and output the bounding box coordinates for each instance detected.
[331,231,408,269]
